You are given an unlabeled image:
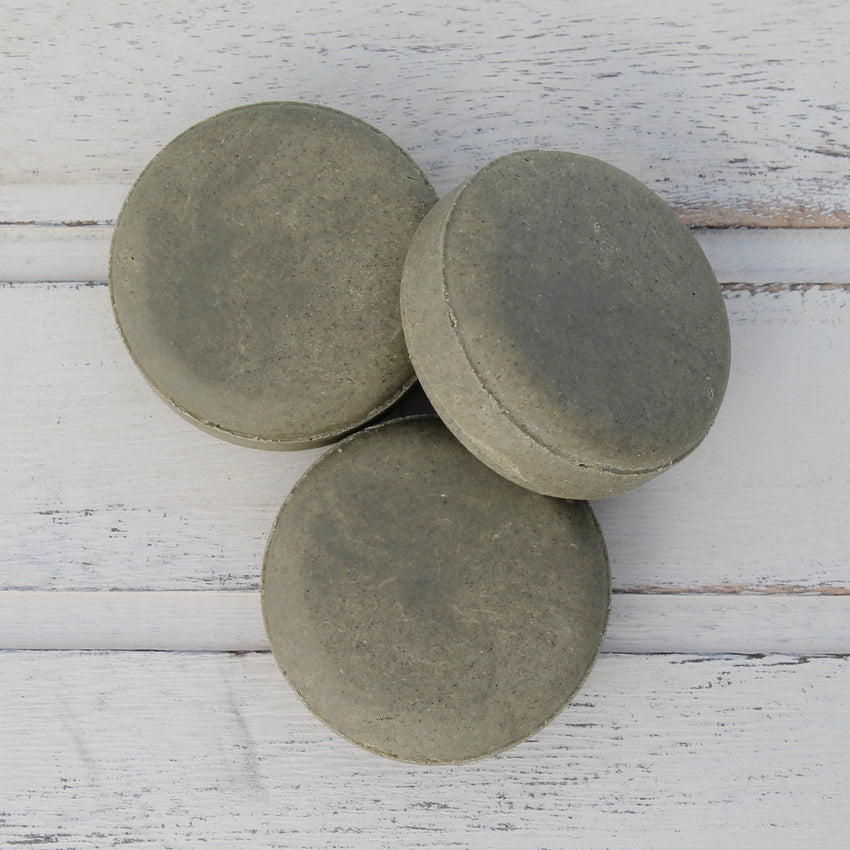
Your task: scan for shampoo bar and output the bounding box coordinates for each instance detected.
[110,102,436,448]
[262,416,610,763]
[401,151,730,498]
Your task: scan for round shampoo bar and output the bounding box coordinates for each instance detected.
[110,102,436,448]
[262,416,610,763]
[401,151,731,498]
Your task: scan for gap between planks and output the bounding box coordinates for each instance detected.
[0,590,847,654]
[1,224,850,284]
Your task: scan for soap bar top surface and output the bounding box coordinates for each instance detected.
[401,150,730,497]
[110,101,436,448]
[262,416,610,764]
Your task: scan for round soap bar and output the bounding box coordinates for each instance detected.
[401,151,731,498]
[110,102,436,449]
[262,416,610,763]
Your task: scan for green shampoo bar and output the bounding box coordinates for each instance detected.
[110,101,436,449]
[401,151,731,498]
[262,416,610,763]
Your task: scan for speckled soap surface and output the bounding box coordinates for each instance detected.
[401,150,731,498]
[262,416,610,764]
[110,101,436,448]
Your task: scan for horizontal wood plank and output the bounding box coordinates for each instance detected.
[0,590,847,654]
[1,283,849,593]
[0,650,845,848]
[4,225,850,284]
[1,0,849,226]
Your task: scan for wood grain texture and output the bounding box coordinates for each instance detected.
[1,591,848,654]
[2,4,848,846]
[5,225,850,284]
[1,651,846,848]
[2,283,848,593]
[2,0,849,226]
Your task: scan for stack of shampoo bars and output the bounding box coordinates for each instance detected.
[110,102,730,764]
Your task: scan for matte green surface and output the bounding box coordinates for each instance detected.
[263,417,610,763]
[110,101,436,448]
[401,151,730,497]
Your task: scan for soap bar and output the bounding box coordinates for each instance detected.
[401,151,731,498]
[262,416,610,763]
[110,102,436,449]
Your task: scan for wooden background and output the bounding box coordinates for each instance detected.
[1,1,848,847]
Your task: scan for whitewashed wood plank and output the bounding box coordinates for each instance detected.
[1,283,849,592]
[698,229,850,285]
[0,224,112,282]
[1,590,848,655]
[1,0,849,226]
[5,225,850,284]
[0,283,326,591]
[0,651,846,848]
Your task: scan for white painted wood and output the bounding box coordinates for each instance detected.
[5,225,850,284]
[0,224,112,282]
[2,283,848,592]
[0,651,846,848]
[0,282,326,592]
[0,590,264,652]
[2,0,849,226]
[1,590,848,655]
[697,229,850,285]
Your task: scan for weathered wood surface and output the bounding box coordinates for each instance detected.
[2,0,849,226]
[2,282,848,594]
[2,651,846,849]
[2,2,849,846]
[4,225,850,284]
[1,591,848,654]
